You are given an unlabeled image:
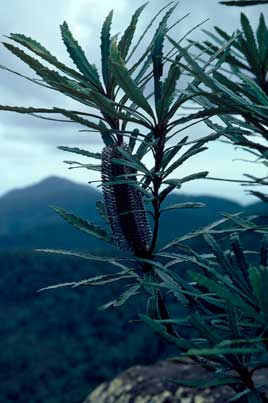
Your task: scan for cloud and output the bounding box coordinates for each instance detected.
[0,0,265,202]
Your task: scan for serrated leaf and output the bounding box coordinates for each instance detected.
[249,265,268,313]
[163,171,209,187]
[230,233,250,289]
[101,10,113,89]
[110,40,154,117]
[159,56,181,119]
[57,146,101,159]
[64,160,101,171]
[239,73,268,105]
[60,21,102,90]
[151,22,165,111]
[239,13,261,76]
[160,202,205,212]
[163,147,208,178]
[220,0,268,5]
[191,272,257,317]
[127,1,174,66]
[8,33,88,84]
[96,200,109,224]
[54,109,114,134]
[99,284,141,310]
[140,314,192,350]
[111,157,151,176]
[257,13,268,66]
[35,249,135,267]
[147,294,161,319]
[51,206,113,243]
[185,345,262,356]
[39,271,135,292]
[135,131,155,160]
[118,2,148,60]
[116,146,152,176]
[133,2,179,84]
[129,129,139,152]
[2,42,95,106]
[169,376,241,388]
[166,36,217,89]
[98,120,116,146]
[161,136,188,170]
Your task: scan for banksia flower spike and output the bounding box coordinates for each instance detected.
[101,143,152,257]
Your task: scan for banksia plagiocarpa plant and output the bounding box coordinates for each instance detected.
[3,1,260,400]
[101,143,152,257]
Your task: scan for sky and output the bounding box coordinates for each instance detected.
[0,0,266,204]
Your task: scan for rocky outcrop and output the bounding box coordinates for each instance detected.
[83,359,234,403]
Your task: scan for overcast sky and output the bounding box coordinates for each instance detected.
[0,0,266,204]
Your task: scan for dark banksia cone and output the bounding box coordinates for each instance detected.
[101,143,152,256]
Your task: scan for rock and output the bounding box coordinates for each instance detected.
[83,359,235,403]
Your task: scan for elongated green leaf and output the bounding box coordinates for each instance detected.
[129,129,139,152]
[159,56,181,119]
[98,120,116,146]
[161,136,188,170]
[164,171,209,187]
[111,157,151,176]
[54,109,115,135]
[163,147,207,178]
[35,249,135,266]
[101,10,113,89]
[60,21,102,90]
[152,22,165,110]
[127,1,174,63]
[133,2,179,84]
[110,40,154,117]
[116,146,153,176]
[140,314,193,350]
[220,0,268,5]
[239,13,261,77]
[159,215,234,251]
[135,131,155,160]
[230,233,250,289]
[8,33,88,84]
[39,271,134,292]
[160,202,206,212]
[239,73,268,105]
[3,42,96,106]
[169,376,241,388]
[185,345,262,356]
[214,26,243,54]
[63,160,101,171]
[99,284,141,310]
[51,206,113,243]
[95,200,108,224]
[257,13,268,65]
[249,265,268,314]
[191,312,221,344]
[166,36,217,89]
[85,90,130,121]
[197,39,248,70]
[57,146,101,159]
[191,272,257,317]
[118,3,148,60]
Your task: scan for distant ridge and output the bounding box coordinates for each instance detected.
[0,176,265,251]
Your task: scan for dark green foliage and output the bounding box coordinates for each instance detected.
[142,232,268,400]
[177,12,268,207]
[0,251,173,403]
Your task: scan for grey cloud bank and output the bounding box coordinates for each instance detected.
[0,0,265,203]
